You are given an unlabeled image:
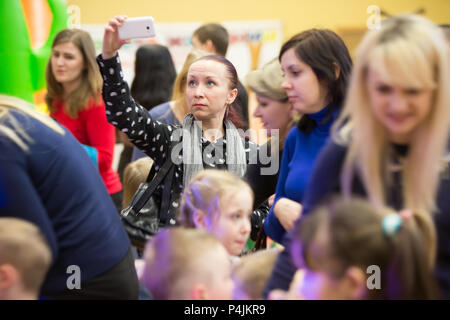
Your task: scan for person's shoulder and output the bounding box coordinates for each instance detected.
[284,126,301,144]
[80,96,106,114]
[149,101,171,114]
[149,102,174,121]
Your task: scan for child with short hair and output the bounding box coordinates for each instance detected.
[141,227,233,300]
[122,157,153,209]
[0,218,52,300]
[180,170,254,257]
[286,197,438,300]
[232,249,279,300]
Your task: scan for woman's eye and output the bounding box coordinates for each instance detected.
[405,88,420,95]
[376,85,391,93]
[207,80,215,86]
[188,80,196,87]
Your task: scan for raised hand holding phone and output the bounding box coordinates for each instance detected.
[118,17,156,40]
[102,16,156,60]
[102,15,129,60]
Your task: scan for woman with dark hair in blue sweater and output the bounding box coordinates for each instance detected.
[264,29,352,244]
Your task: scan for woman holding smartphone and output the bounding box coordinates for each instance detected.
[97,16,266,239]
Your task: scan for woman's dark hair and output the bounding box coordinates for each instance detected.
[279,29,352,133]
[131,44,176,110]
[194,55,244,129]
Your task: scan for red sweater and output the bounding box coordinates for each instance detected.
[51,97,122,194]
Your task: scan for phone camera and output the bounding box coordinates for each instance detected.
[146,26,150,30]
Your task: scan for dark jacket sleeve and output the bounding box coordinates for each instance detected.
[97,53,177,168]
[245,140,282,210]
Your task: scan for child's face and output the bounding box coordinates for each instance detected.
[208,189,252,256]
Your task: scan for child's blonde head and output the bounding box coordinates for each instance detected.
[232,249,279,300]
[180,169,253,227]
[0,218,52,296]
[141,227,233,300]
[122,157,153,209]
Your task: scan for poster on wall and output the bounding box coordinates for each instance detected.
[83,20,283,84]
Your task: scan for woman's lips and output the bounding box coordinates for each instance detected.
[387,114,411,124]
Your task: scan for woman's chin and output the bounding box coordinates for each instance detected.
[192,110,210,121]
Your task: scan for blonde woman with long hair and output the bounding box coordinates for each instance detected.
[0,94,138,299]
[264,14,450,298]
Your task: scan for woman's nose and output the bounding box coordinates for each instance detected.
[253,105,262,118]
[389,91,409,113]
[194,85,205,97]
[281,78,291,90]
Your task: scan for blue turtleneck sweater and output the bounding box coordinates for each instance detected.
[264,104,337,243]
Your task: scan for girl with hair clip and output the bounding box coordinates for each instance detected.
[179,169,253,258]
[46,28,122,211]
[98,16,263,233]
[281,197,439,300]
[131,48,209,161]
[264,28,352,244]
[264,14,450,298]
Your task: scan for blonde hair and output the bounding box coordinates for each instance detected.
[45,29,103,118]
[333,14,450,213]
[180,170,254,227]
[141,227,224,299]
[0,94,65,151]
[122,157,153,209]
[232,249,278,299]
[0,218,52,294]
[171,49,209,116]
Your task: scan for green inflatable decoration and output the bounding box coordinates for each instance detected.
[0,0,68,103]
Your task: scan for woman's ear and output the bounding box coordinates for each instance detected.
[204,39,216,54]
[333,62,340,80]
[343,266,367,300]
[227,88,238,105]
[193,210,207,230]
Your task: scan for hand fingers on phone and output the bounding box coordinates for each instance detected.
[108,18,122,31]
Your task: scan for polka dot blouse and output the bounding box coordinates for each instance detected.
[97,54,268,230]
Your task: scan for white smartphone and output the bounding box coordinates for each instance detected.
[118,17,156,40]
